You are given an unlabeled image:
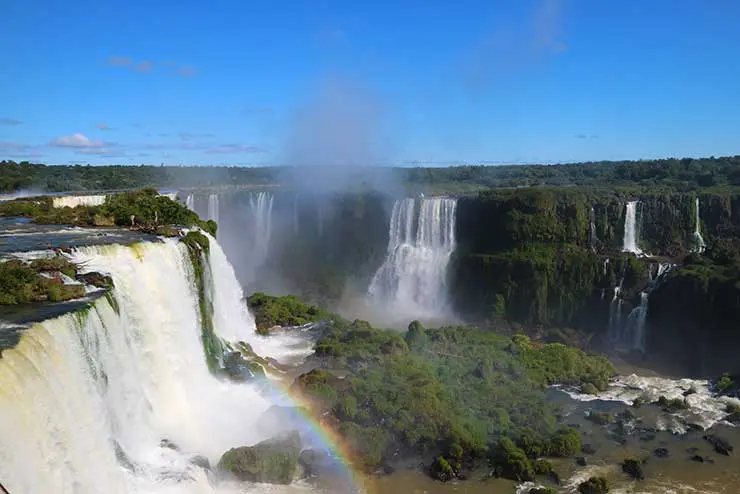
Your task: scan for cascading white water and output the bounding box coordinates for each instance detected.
[622,201,642,254]
[367,197,457,323]
[207,194,220,224]
[52,195,107,208]
[248,191,274,271]
[608,282,623,341]
[624,292,649,351]
[185,194,195,211]
[0,239,296,494]
[693,197,706,253]
[613,263,674,352]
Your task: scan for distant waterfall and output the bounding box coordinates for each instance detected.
[693,197,706,253]
[52,195,107,208]
[624,292,649,351]
[207,194,219,223]
[608,281,623,341]
[185,194,195,211]
[622,201,642,255]
[368,197,457,322]
[612,262,674,352]
[248,191,274,277]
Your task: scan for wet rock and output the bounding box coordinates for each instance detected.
[189,455,211,470]
[217,431,301,484]
[297,449,335,479]
[639,433,656,442]
[223,351,265,382]
[581,443,596,455]
[576,456,587,467]
[586,411,613,425]
[548,470,561,485]
[686,423,704,432]
[577,476,609,494]
[686,447,700,454]
[113,440,135,472]
[621,458,645,480]
[703,434,733,456]
[656,396,689,413]
[160,439,179,451]
[78,271,113,289]
[528,488,555,494]
[653,447,670,458]
[690,454,705,463]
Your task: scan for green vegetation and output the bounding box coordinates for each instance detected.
[217,432,301,484]
[180,231,223,373]
[0,256,88,304]
[290,314,614,480]
[3,155,740,194]
[246,292,331,332]
[0,187,216,235]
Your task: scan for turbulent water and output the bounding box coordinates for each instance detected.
[622,201,642,255]
[52,194,107,208]
[0,238,312,494]
[367,197,457,324]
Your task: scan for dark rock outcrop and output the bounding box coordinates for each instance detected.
[217,431,301,484]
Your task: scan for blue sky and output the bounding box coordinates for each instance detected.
[1,0,739,166]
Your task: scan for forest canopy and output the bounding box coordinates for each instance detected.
[2,155,740,194]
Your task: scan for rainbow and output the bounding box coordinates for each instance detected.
[256,368,371,493]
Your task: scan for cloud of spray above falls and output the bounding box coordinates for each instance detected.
[279,75,402,195]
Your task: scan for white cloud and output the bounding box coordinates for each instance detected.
[51,133,105,148]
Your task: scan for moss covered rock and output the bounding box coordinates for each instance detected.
[217,431,301,484]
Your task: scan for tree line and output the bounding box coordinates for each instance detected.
[2,155,740,194]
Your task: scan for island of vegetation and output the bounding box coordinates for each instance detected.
[230,293,615,488]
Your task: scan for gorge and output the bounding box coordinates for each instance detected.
[3,164,740,494]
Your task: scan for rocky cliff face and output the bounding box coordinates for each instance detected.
[451,188,740,376]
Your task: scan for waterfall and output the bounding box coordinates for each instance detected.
[52,195,107,208]
[622,201,642,255]
[612,263,674,352]
[185,193,195,211]
[367,197,457,322]
[624,292,649,351]
[207,194,219,223]
[0,239,286,494]
[608,282,623,341]
[248,191,274,275]
[693,197,706,253]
